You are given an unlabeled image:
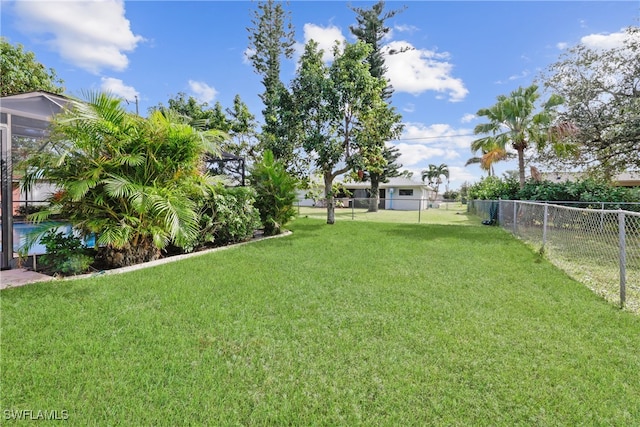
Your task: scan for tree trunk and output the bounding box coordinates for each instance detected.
[97,238,161,269]
[517,147,526,189]
[324,172,336,225]
[368,174,380,212]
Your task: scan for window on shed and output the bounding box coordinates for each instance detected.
[398,189,413,196]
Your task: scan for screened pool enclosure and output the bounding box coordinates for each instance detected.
[0,91,70,269]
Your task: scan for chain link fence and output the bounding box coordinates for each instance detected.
[469,200,640,312]
[296,197,461,224]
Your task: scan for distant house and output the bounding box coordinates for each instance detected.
[298,177,435,211]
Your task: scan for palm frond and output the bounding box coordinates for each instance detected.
[67,178,100,202]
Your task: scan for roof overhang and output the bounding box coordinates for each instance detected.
[0,91,72,121]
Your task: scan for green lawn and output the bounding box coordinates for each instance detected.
[297,202,477,225]
[1,217,639,425]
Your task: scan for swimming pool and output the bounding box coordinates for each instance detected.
[2,222,96,255]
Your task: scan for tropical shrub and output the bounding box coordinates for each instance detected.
[250,150,297,235]
[517,179,640,203]
[467,176,520,200]
[194,186,261,248]
[22,92,224,268]
[468,176,639,205]
[39,229,93,276]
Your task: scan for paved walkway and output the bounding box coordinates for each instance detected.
[1,268,54,290]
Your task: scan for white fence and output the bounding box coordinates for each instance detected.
[469,200,640,312]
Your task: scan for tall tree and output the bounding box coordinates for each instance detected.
[421,163,449,201]
[349,1,406,100]
[292,40,387,224]
[542,26,640,178]
[152,93,229,131]
[152,93,258,183]
[224,94,259,162]
[472,84,564,189]
[1,38,64,96]
[349,1,405,211]
[247,0,298,168]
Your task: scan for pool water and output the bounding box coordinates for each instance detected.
[2,222,96,255]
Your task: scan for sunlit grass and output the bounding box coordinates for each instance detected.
[1,218,639,425]
[297,202,477,225]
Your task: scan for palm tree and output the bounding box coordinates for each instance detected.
[421,163,449,201]
[465,140,513,177]
[22,92,224,268]
[472,84,563,189]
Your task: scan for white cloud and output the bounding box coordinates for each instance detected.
[556,42,568,50]
[100,77,138,100]
[496,69,531,84]
[383,41,468,102]
[447,165,480,185]
[401,122,475,149]
[243,47,256,65]
[300,23,346,63]
[14,0,144,74]
[188,80,217,103]
[390,122,476,179]
[581,29,628,50]
[394,24,419,34]
[390,121,485,186]
[508,70,530,81]
[460,114,476,124]
[394,143,445,167]
[403,103,416,113]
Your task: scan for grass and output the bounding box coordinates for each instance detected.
[1,216,639,425]
[297,202,477,225]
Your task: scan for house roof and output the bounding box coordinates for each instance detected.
[341,176,433,190]
[1,91,72,122]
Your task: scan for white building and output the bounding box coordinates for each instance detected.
[298,177,435,211]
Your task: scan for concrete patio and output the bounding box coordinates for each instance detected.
[0,268,53,289]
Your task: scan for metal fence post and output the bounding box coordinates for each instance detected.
[618,210,626,308]
[543,203,548,247]
[351,198,355,220]
[513,201,517,233]
[418,199,421,224]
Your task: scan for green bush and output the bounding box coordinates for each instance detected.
[467,176,519,200]
[468,176,640,205]
[517,179,640,203]
[442,190,460,201]
[195,186,261,248]
[250,150,298,236]
[39,230,93,276]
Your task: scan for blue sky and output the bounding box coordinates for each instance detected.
[1,0,638,189]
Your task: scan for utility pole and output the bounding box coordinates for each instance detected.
[125,95,139,115]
